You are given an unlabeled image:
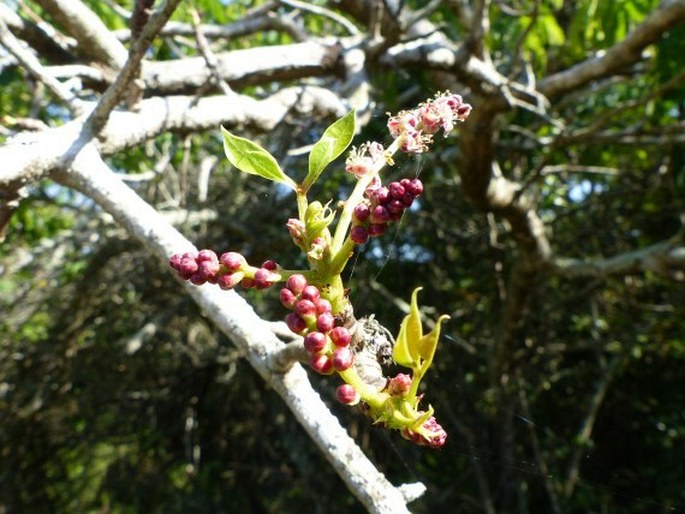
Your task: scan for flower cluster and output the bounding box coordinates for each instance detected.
[280,275,355,378]
[349,177,424,244]
[388,92,472,153]
[169,250,280,290]
[400,416,448,449]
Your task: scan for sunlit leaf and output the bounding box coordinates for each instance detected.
[304,110,356,190]
[221,127,297,190]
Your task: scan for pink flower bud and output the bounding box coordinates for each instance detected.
[300,285,321,303]
[254,268,279,289]
[220,252,246,273]
[197,249,218,263]
[217,272,244,290]
[280,288,297,309]
[332,347,354,371]
[353,203,370,223]
[189,272,206,285]
[388,182,406,200]
[368,223,387,238]
[286,274,308,295]
[309,353,334,375]
[261,259,278,271]
[304,331,327,353]
[386,199,405,215]
[369,186,389,205]
[169,253,183,271]
[329,326,351,347]
[287,218,306,243]
[315,299,332,315]
[370,205,390,224]
[198,259,220,281]
[178,252,199,279]
[387,373,412,396]
[295,299,317,319]
[316,312,335,333]
[406,178,423,197]
[335,384,360,405]
[350,226,369,245]
[286,313,307,334]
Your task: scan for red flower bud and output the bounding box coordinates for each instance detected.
[280,287,297,309]
[309,353,334,375]
[316,312,335,333]
[332,347,354,371]
[316,299,332,315]
[329,326,351,347]
[353,203,370,223]
[286,313,307,334]
[350,226,369,244]
[220,252,246,273]
[335,384,360,405]
[304,331,327,353]
[286,274,308,295]
[300,285,321,303]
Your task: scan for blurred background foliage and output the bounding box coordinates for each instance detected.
[1,0,684,513]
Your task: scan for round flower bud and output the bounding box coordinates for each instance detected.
[286,274,308,295]
[169,253,183,271]
[329,326,351,347]
[369,186,389,205]
[332,347,354,371]
[316,312,335,333]
[198,259,220,281]
[406,178,423,197]
[335,384,360,405]
[189,272,206,285]
[353,203,370,223]
[178,253,199,279]
[285,313,307,335]
[386,199,405,215]
[295,299,317,321]
[254,268,279,289]
[368,223,387,238]
[388,181,406,200]
[197,249,218,263]
[309,353,334,375]
[370,205,390,224]
[261,259,278,271]
[280,288,297,309]
[350,226,369,245]
[300,285,321,303]
[387,373,412,396]
[220,252,246,273]
[316,299,332,315]
[217,272,244,290]
[304,331,327,353]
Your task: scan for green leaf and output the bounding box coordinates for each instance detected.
[392,316,416,369]
[418,315,449,364]
[221,127,297,190]
[392,287,424,369]
[304,110,356,190]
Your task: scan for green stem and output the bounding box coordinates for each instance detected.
[339,367,389,411]
[330,236,356,275]
[296,188,308,221]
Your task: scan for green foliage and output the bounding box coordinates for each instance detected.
[305,110,356,191]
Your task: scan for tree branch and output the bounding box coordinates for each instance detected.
[32,0,128,69]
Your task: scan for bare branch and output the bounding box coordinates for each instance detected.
[32,0,128,69]
[0,17,83,114]
[551,238,685,281]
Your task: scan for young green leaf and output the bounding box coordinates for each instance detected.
[418,314,449,365]
[303,110,356,190]
[221,126,297,190]
[393,316,417,369]
[405,287,424,363]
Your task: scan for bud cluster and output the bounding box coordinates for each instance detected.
[400,416,448,449]
[280,275,357,385]
[169,250,280,290]
[387,92,472,153]
[349,177,424,244]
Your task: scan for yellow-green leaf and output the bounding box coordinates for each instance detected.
[221,127,297,190]
[418,314,449,364]
[392,316,415,368]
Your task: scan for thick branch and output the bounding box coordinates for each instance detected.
[33,0,128,69]
[551,239,685,281]
[0,87,346,192]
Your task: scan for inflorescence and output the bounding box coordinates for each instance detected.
[169,91,472,449]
